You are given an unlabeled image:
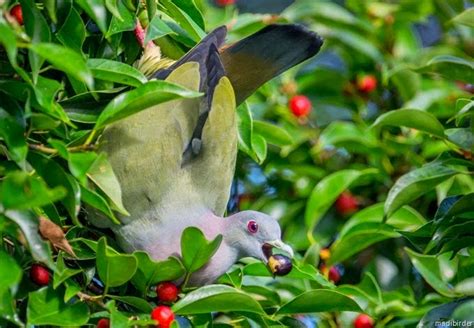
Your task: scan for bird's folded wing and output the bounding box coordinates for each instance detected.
[95,63,204,226]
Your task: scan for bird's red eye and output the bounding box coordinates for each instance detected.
[247,220,258,233]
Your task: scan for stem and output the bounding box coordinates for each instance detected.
[84,130,97,146]
[28,143,96,154]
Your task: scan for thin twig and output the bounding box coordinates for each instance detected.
[28,143,96,154]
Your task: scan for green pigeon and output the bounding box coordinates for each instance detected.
[90,24,323,285]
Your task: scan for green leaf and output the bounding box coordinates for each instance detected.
[144,16,176,44]
[0,250,22,325]
[56,7,86,53]
[160,0,206,42]
[305,169,376,229]
[76,0,108,33]
[53,252,82,289]
[405,248,460,297]
[384,162,458,218]
[96,237,138,288]
[28,152,82,220]
[181,227,222,273]
[372,109,445,138]
[94,80,202,129]
[172,0,205,29]
[108,295,154,313]
[251,134,267,164]
[276,289,362,314]
[450,8,474,27]
[253,120,293,146]
[20,0,51,78]
[87,59,147,87]
[27,287,89,326]
[173,285,265,314]
[454,277,474,296]
[80,185,120,224]
[87,152,129,216]
[243,261,332,287]
[29,43,93,87]
[106,0,136,37]
[0,109,28,163]
[329,204,426,264]
[132,252,185,293]
[2,210,53,266]
[445,128,473,151]
[416,55,474,83]
[0,171,66,210]
[237,102,254,155]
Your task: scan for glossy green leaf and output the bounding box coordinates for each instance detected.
[29,43,93,88]
[0,250,22,291]
[87,152,129,216]
[329,204,425,264]
[450,8,474,28]
[251,134,267,164]
[384,162,458,217]
[145,16,176,44]
[160,0,206,42]
[405,248,459,297]
[106,0,135,37]
[416,55,474,83]
[53,252,82,289]
[305,169,376,229]
[80,185,120,224]
[28,152,82,220]
[445,128,473,151]
[3,210,53,266]
[132,252,185,293]
[173,285,265,314]
[76,0,107,33]
[0,171,66,210]
[94,80,202,129]
[56,7,86,53]
[372,109,445,138]
[20,0,51,78]
[0,109,28,163]
[181,227,222,273]
[87,59,147,87]
[108,295,153,313]
[276,289,362,314]
[27,287,89,326]
[253,120,293,146]
[96,237,138,288]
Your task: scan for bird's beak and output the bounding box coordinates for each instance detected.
[262,239,294,261]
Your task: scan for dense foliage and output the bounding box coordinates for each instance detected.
[0,0,473,327]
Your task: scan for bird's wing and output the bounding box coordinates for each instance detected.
[220,24,323,105]
[97,62,204,226]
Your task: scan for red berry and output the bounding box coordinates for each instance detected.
[357,75,377,93]
[156,282,179,303]
[335,191,358,215]
[328,266,341,283]
[30,264,49,286]
[151,306,175,328]
[97,318,110,328]
[216,0,235,6]
[289,95,312,117]
[354,314,374,328]
[10,4,23,25]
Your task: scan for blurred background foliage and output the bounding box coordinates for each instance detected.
[0,0,473,327]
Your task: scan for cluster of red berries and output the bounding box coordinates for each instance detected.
[94,282,179,327]
[150,282,179,327]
